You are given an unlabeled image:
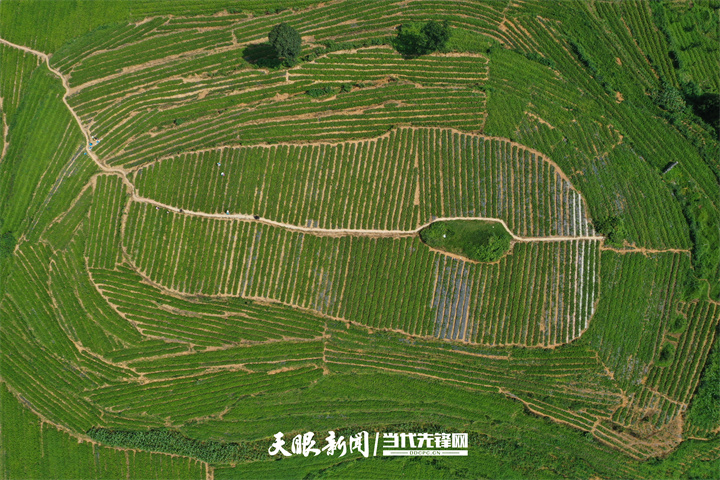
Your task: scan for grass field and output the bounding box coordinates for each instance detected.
[1,0,718,478]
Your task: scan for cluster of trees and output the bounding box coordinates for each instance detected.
[470,234,511,262]
[264,19,452,65]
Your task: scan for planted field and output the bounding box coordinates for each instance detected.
[132,127,595,236]
[124,201,599,347]
[1,0,719,477]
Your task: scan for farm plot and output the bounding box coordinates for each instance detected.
[90,265,324,347]
[291,46,488,86]
[87,83,487,168]
[124,202,599,347]
[86,174,127,269]
[132,127,595,236]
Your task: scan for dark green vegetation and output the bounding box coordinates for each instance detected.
[393,20,452,57]
[686,332,720,432]
[420,220,512,262]
[0,231,15,260]
[1,0,719,478]
[268,22,302,66]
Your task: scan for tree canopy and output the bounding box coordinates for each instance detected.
[268,22,302,65]
[393,20,451,56]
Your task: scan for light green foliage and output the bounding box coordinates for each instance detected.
[420,220,511,262]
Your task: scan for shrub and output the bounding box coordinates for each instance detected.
[668,316,687,334]
[0,232,16,260]
[656,343,676,367]
[593,215,626,246]
[306,86,335,98]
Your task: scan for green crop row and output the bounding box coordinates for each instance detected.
[124,201,599,347]
[132,127,595,238]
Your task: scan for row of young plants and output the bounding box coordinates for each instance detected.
[124,199,599,347]
[107,83,486,168]
[418,130,594,237]
[67,27,234,86]
[325,320,621,416]
[488,42,694,251]
[0,243,109,433]
[90,366,323,426]
[132,127,595,238]
[69,47,256,119]
[86,175,126,269]
[133,128,419,230]
[294,46,488,86]
[93,261,322,347]
[645,300,719,405]
[580,251,685,390]
[467,240,598,347]
[50,18,167,73]
[0,44,39,119]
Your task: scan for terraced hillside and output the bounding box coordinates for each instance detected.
[1,1,719,478]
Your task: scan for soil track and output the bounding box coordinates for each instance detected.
[132,192,605,242]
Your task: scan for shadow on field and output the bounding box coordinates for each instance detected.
[242,43,283,68]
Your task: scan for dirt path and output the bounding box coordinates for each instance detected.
[600,245,691,255]
[132,192,605,242]
[0,37,127,177]
[0,97,8,162]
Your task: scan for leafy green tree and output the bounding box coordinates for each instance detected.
[393,20,452,56]
[471,234,510,262]
[593,215,626,246]
[268,23,302,66]
[421,20,451,51]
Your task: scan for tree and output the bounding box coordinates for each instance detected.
[393,20,452,57]
[268,23,301,66]
[421,20,451,51]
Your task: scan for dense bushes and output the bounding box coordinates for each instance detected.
[656,342,676,367]
[592,216,627,247]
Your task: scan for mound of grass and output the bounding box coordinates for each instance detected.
[669,315,688,334]
[419,220,512,262]
[656,342,677,367]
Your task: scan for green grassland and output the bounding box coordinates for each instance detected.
[419,220,512,262]
[1,0,719,478]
